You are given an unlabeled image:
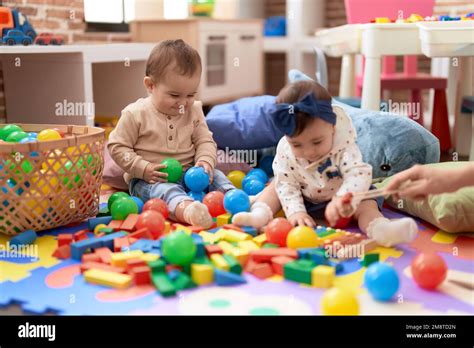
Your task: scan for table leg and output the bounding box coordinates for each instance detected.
[361,56,381,110]
[339,54,355,98]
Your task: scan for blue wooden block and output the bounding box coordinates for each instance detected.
[297,247,320,259]
[70,239,102,260]
[195,240,205,258]
[10,230,37,246]
[328,260,344,274]
[167,269,181,281]
[206,227,220,234]
[214,269,247,286]
[88,216,112,231]
[241,226,257,237]
[98,231,128,250]
[128,239,153,253]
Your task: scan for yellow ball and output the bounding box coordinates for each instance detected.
[321,287,359,315]
[37,129,62,141]
[227,170,246,189]
[286,226,319,249]
[94,223,107,235]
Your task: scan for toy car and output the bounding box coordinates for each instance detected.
[34,32,64,45]
[2,29,32,45]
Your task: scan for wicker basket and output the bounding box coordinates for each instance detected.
[0,124,105,236]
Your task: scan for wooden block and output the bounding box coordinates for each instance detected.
[52,245,71,259]
[84,268,132,289]
[80,261,126,274]
[129,265,151,285]
[311,265,335,288]
[244,258,258,273]
[73,229,88,241]
[164,221,171,234]
[271,255,294,276]
[128,228,152,240]
[114,237,130,252]
[94,247,113,264]
[107,220,123,231]
[148,259,166,273]
[221,229,252,243]
[191,264,214,285]
[360,252,380,267]
[126,258,146,272]
[81,253,101,263]
[229,248,249,266]
[253,233,267,247]
[250,262,274,279]
[223,224,244,232]
[58,234,73,247]
[284,260,315,284]
[222,254,243,274]
[199,231,220,244]
[140,253,160,263]
[120,214,139,231]
[151,272,176,297]
[237,240,259,253]
[210,253,229,271]
[250,248,298,263]
[205,244,223,256]
[111,250,144,267]
[188,225,205,233]
[217,241,236,254]
[216,213,232,227]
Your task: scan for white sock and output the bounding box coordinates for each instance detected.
[232,202,273,229]
[183,201,213,229]
[367,217,418,247]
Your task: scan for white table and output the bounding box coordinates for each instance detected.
[0,44,155,126]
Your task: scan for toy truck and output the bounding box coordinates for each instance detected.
[0,7,36,45]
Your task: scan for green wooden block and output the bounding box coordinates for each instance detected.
[360,253,379,267]
[262,243,279,249]
[283,260,315,285]
[148,259,166,273]
[151,272,176,297]
[193,255,212,265]
[99,227,115,234]
[222,254,242,275]
[182,263,191,275]
[316,227,335,238]
[173,272,197,290]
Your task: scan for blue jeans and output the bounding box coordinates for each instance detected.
[129,168,235,213]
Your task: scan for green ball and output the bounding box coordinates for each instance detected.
[160,158,183,183]
[108,191,129,211]
[110,197,138,220]
[6,131,28,143]
[162,230,197,266]
[0,124,23,141]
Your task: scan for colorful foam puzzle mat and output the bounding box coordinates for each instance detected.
[0,206,473,315]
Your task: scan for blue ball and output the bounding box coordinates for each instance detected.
[27,132,37,138]
[184,167,210,192]
[19,137,36,143]
[247,168,268,183]
[258,155,274,177]
[364,262,399,301]
[188,191,205,202]
[243,178,265,195]
[241,174,262,189]
[131,196,144,213]
[223,189,250,215]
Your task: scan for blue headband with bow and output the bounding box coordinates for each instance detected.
[270,92,336,136]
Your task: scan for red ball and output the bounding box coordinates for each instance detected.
[143,198,169,219]
[136,210,165,239]
[265,218,293,247]
[411,253,447,290]
[203,191,226,217]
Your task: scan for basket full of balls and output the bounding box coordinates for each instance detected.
[0,123,105,235]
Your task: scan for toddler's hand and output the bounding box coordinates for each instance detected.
[325,195,353,227]
[288,212,316,227]
[144,163,168,184]
[195,160,214,184]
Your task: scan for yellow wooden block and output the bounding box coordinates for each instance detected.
[253,233,267,247]
[230,248,249,265]
[173,224,192,235]
[221,229,252,243]
[110,250,143,267]
[216,213,232,227]
[311,265,335,288]
[191,263,214,285]
[84,268,132,289]
[375,17,391,23]
[217,241,236,254]
[164,221,171,234]
[214,228,228,240]
[432,231,457,244]
[140,253,160,262]
[210,253,229,271]
[237,240,260,252]
[199,231,220,244]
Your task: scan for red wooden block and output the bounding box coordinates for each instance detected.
[128,237,139,245]
[80,261,126,274]
[120,214,139,232]
[114,237,130,252]
[58,234,73,247]
[244,258,259,273]
[130,265,151,285]
[250,262,274,279]
[250,248,298,263]
[82,253,101,263]
[271,255,294,276]
[95,247,113,264]
[126,258,146,272]
[165,264,182,273]
[107,220,123,231]
[205,244,223,256]
[223,224,244,232]
[74,229,88,241]
[52,245,71,259]
[128,228,152,240]
[188,225,205,233]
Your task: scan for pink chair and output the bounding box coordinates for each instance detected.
[345,0,451,151]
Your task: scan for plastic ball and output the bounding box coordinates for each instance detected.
[258,155,274,177]
[411,253,447,290]
[265,218,293,247]
[160,158,183,183]
[286,226,319,249]
[247,168,269,183]
[27,132,38,139]
[6,131,28,143]
[321,287,359,315]
[241,174,262,190]
[53,128,65,138]
[110,197,138,220]
[364,262,400,301]
[143,198,169,219]
[188,191,205,202]
[184,166,210,192]
[108,191,129,211]
[136,210,165,238]
[243,177,265,195]
[131,196,144,213]
[227,170,246,189]
[161,230,197,266]
[37,129,62,141]
[203,191,226,217]
[19,136,37,143]
[223,189,250,215]
[0,124,23,141]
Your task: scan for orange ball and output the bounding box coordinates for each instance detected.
[265,218,293,247]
